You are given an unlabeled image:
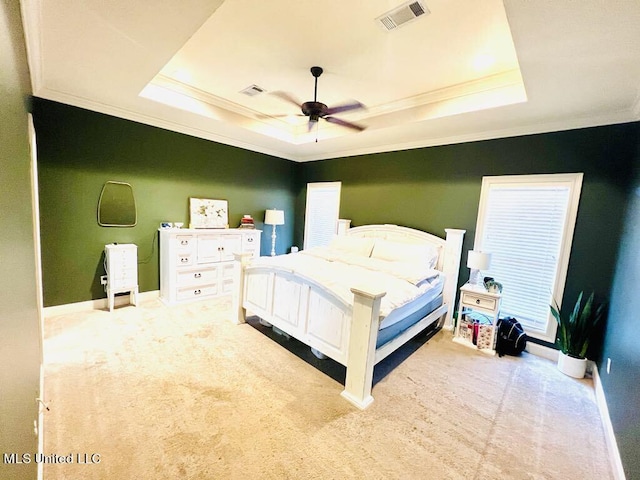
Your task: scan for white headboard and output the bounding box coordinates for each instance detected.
[346,224,465,329]
[347,224,445,267]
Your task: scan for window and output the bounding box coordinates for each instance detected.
[474,174,583,343]
[303,182,341,250]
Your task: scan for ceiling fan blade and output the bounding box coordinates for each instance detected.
[324,101,365,116]
[270,91,302,108]
[324,116,367,132]
[255,112,304,120]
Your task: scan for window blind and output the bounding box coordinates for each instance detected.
[481,185,570,333]
[475,174,583,342]
[303,182,341,250]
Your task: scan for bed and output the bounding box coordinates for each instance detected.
[232,224,465,409]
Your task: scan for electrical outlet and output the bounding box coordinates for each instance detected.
[607,357,612,374]
[100,275,108,285]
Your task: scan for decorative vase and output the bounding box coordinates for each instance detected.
[557,351,587,379]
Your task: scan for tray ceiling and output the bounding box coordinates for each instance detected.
[21,0,640,161]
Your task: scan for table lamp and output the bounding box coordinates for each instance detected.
[264,209,285,256]
[467,250,491,288]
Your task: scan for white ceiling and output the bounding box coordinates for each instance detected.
[21,0,640,162]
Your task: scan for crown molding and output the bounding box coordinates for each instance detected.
[33,88,637,164]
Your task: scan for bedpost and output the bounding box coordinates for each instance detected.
[442,228,466,330]
[233,252,253,325]
[341,287,386,410]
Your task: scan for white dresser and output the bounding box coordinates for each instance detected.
[104,243,138,312]
[159,228,261,305]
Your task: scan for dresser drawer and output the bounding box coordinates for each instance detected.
[109,273,137,289]
[220,262,235,279]
[461,292,497,311]
[112,266,137,281]
[177,267,218,286]
[221,277,235,295]
[243,233,259,250]
[176,235,195,251]
[177,253,193,267]
[107,251,137,270]
[176,284,218,301]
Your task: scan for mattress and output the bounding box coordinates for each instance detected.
[251,248,444,319]
[376,293,444,348]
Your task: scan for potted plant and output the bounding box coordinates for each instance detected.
[550,291,605,378]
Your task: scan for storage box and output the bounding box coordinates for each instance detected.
[458,316,474,342]
[476,324,495,350]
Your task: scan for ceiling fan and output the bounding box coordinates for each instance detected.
[271,66,367,132]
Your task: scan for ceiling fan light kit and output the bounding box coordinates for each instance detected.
[272,66,367,134]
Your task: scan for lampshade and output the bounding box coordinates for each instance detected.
[264,209,285,226]
[467,250,491,270]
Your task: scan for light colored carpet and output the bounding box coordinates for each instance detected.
[43,297,612,479]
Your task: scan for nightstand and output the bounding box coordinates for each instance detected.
[453,283,502,354]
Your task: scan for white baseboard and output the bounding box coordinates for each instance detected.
[592,364,626,480]
[524,341,559,362]
[44,290,160,317]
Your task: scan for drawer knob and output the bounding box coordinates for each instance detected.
[247,237,253,242]
[194,273,201,278]
[476,299,481,304]
[194,289,201,295]
[180,257,188,263]
[181,240,188,245]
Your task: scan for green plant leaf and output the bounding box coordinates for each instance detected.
[550,291,604,359]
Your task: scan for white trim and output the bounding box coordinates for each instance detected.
[37,363,44,480]
[291,111,637,163]
[28,114,45,480]
[20,0,43,94]
[474,173,583,343]
[44,290,160,318]
[524,341,558,362]
[30,92,637,165]
[593,365,627,480]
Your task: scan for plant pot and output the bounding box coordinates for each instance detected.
[557,351,587,379]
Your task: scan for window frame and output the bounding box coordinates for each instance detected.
[474,173,583,343]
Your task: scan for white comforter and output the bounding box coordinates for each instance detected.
[250,247,443,318]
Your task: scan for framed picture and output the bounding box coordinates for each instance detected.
[189,198,228,229]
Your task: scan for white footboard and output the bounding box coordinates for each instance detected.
[240,264,355,366]
[234,253,385,408]
[232,226,465,410]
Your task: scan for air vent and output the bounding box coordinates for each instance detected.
[376,1,429,31]
[240,84,265,97]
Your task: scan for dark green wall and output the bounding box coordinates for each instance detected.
[299,124,639,350]
[33,99,299,307]
[0,2,40,479]
[600,133,640,479]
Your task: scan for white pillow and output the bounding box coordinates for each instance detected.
[371,239,439,268]
[329,235,376,257]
